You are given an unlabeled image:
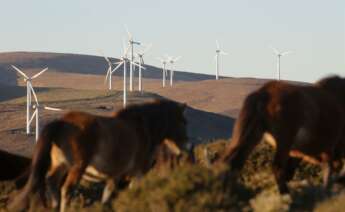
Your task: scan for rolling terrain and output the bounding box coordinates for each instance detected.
[0,51,268,157]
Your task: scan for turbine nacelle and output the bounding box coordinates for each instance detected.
[215,40,228,55]
[270,46,292,57]
[165,55,181,65]
[129,40,141,45]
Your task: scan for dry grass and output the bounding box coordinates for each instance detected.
[0,140,344,211]
[1,88,120,105]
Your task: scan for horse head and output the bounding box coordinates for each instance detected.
[317,75,345,105]
[156,100,189,152]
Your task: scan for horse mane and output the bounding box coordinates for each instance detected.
[113,98,188,151]
[114,99,186,122]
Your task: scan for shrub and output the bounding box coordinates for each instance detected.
[314,192,345,212]
[113,164,251,212]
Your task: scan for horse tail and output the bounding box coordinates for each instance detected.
[8,120,66,211]
[220,89,269,171]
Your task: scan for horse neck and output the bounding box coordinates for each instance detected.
[146,115,169,144]
[115,104,173,144]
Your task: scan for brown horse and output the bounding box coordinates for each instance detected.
[220,76,345,194]
[9,99,188,212]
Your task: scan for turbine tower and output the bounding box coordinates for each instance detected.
[270,46,292,80]
[125,25,141,92]
[11,65,48,134]
[103,55,114,90]
[215,40,228,80]
[113,42,143,107]
[136,43,151,92]
[166,55,181,86]
[157,58,168,87]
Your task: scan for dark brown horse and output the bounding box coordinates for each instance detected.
[220,76,345,193]
[9,99,188,212]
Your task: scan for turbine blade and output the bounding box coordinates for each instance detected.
[112,62,124,73]
[29,109,37,125]
[131,61,146,70]
[124,24,132,40]
[44,106,63,111]
[104,56,111,64]
[123,44,130,58]
[216,40,220,50]
[31,68,48,79]
[270,46,279,55]
[11,65,28,79]
[220,51,228,55]
[281,51,292,56]
[113,61,123,65]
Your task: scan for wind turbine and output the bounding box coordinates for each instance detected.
[125,25,141,92]
[11,65,48,134]
[103,54,114,90]
[28,86,62,141]
[270,46,292,80]
[135,44,151,92]
[157,57,168,87]
[166,55,181,86]
[113,42,144,107]
[215,40,228,80]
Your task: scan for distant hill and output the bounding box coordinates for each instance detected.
[0,84,26,101]
[0,52,215,86]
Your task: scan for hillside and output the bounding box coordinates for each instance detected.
[0,52,215,86]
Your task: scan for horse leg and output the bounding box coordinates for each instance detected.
[60,164,85,212]
[46,165,68,209]
[101,179,115,203]
[272,142,291,194]
[129,174,143,189]
[322,161,333,189]
[285,157,301,182]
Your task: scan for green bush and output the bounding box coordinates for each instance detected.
[113,164,251,212]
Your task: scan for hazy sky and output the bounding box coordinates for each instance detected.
[1,0,344,82]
